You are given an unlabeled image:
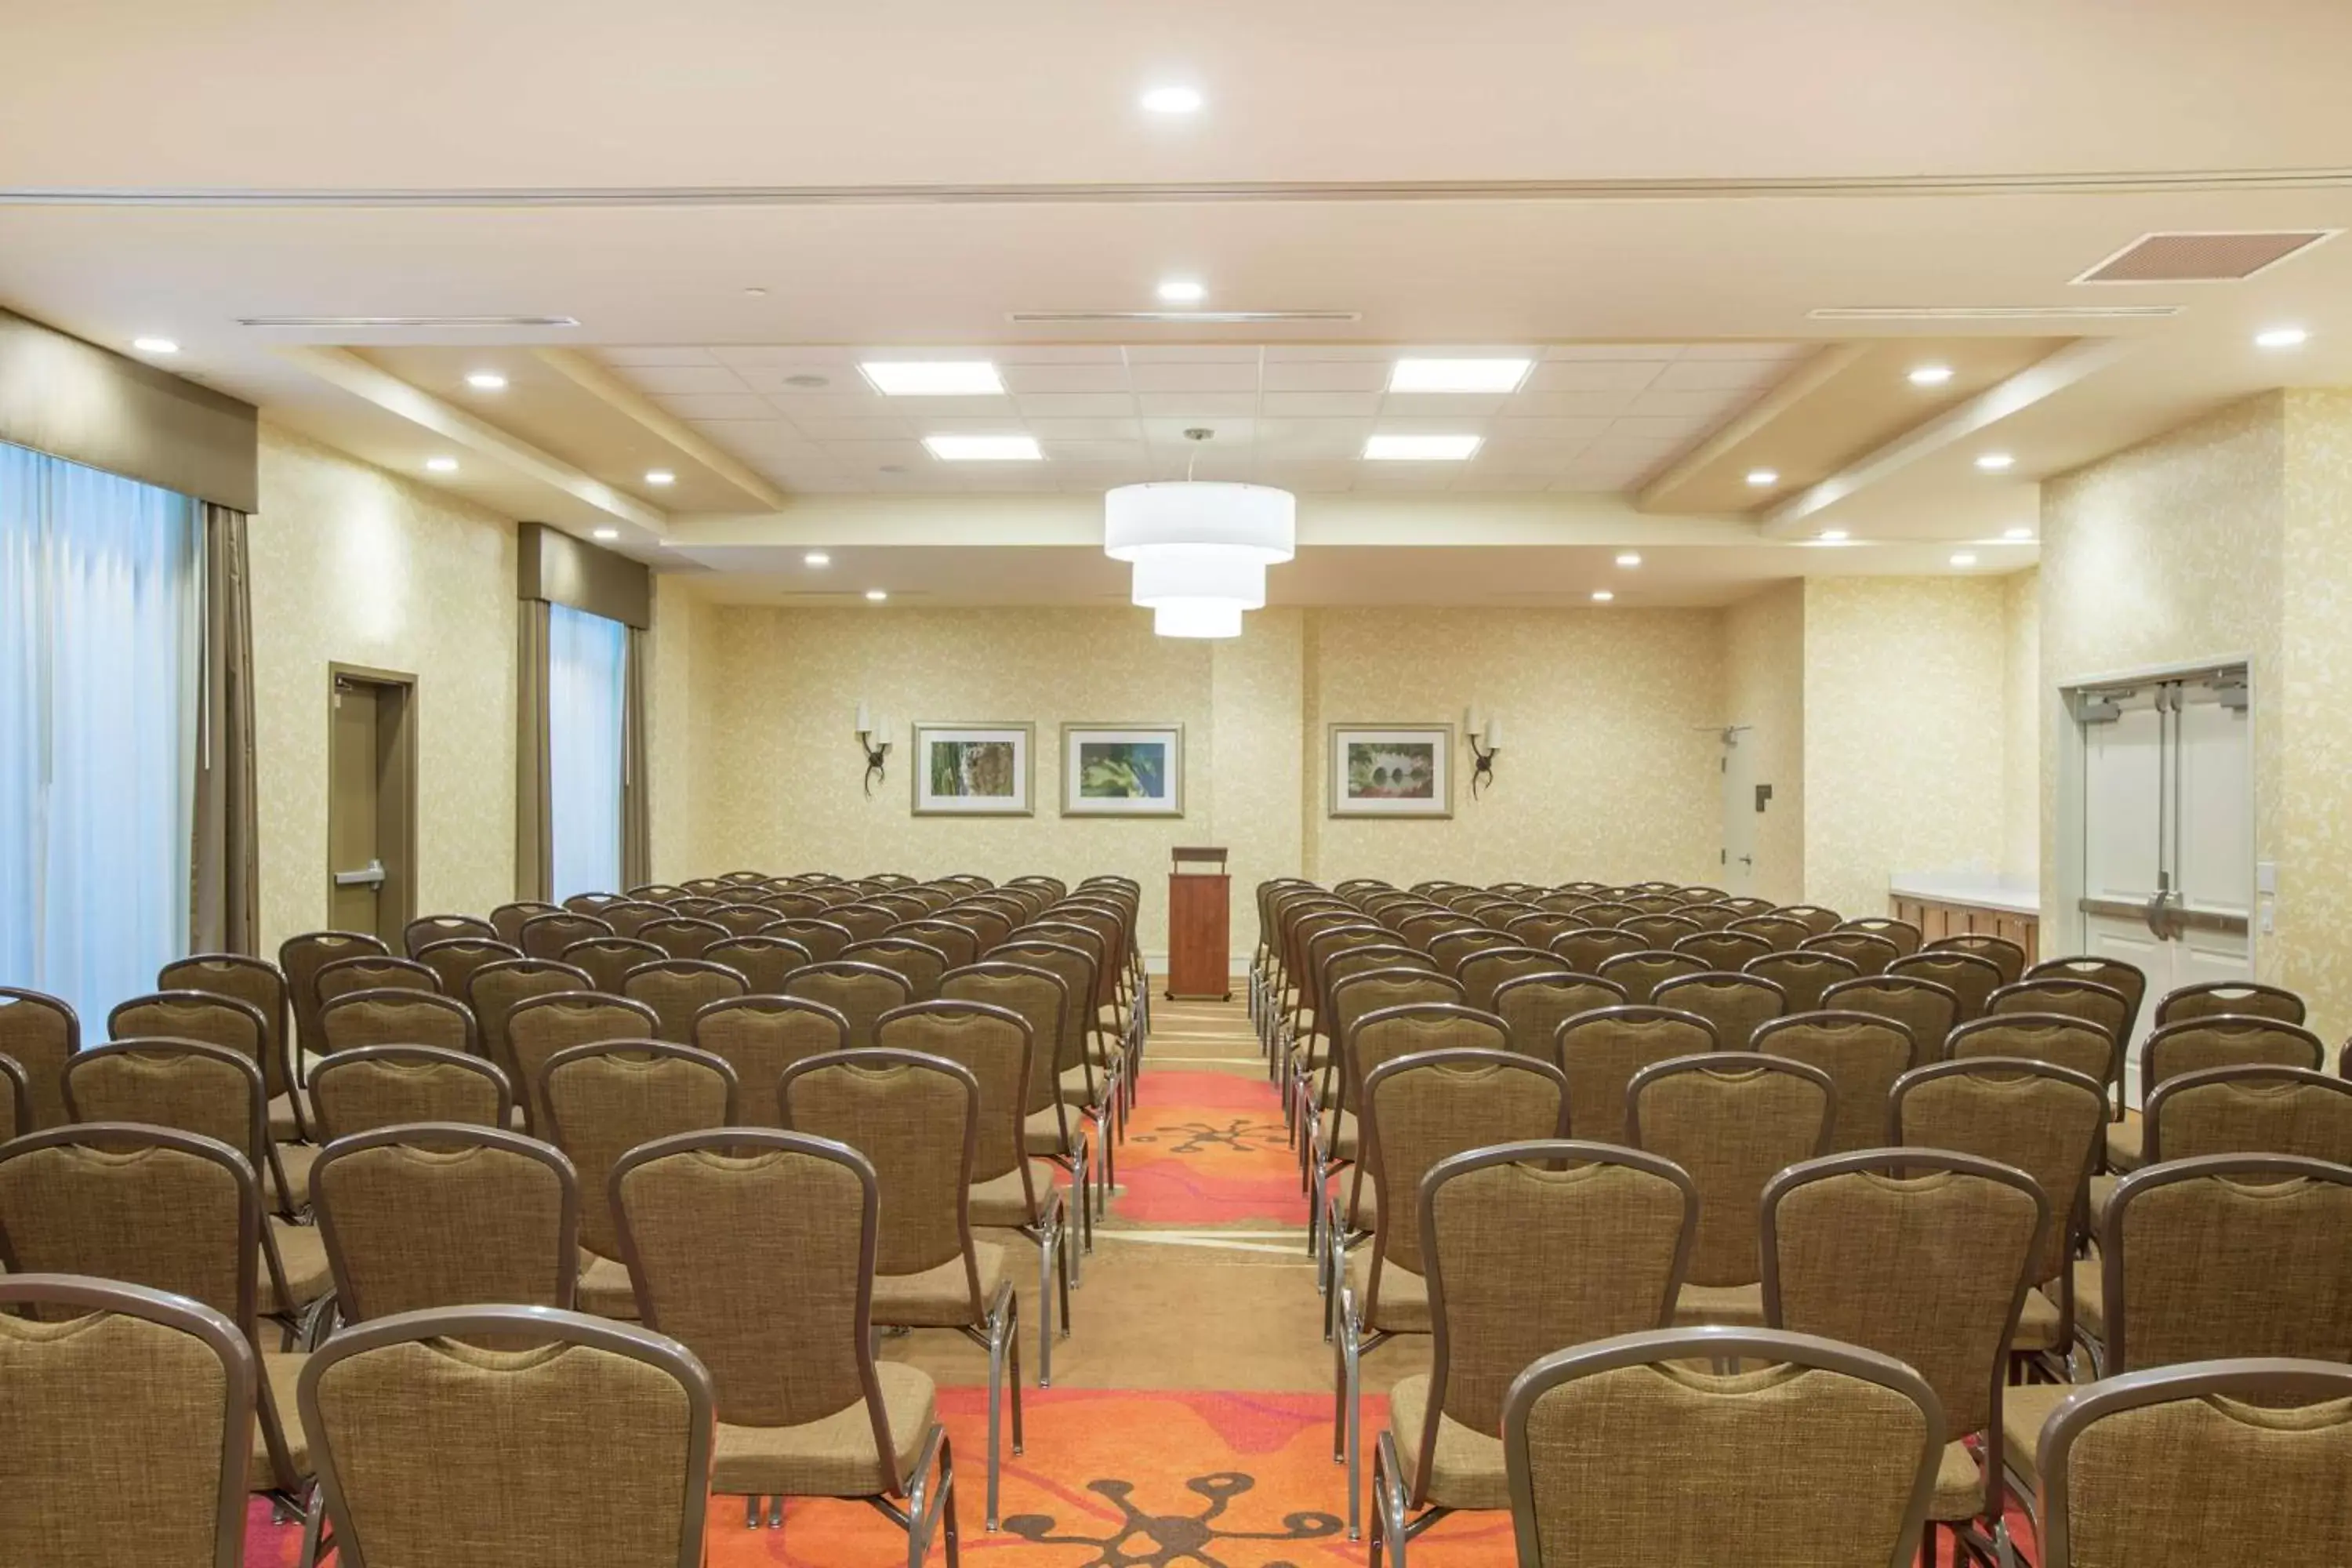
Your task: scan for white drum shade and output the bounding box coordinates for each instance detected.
[1103,482,1296,564]
[1152,601,1245,638]
[1129,554,1267,609]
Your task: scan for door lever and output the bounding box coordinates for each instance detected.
[332,858,388,890]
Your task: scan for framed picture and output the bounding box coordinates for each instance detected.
[1328,723,1454,818]
[1061,723,1185,817]
[912,722,1035,815]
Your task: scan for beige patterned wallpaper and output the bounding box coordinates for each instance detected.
[248,424,517,957]
[1724,580,1806,904]
[2281,390,2352,1041]
[2002,568,2042,880]
[1802,575,2010,918]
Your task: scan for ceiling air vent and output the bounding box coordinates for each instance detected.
[1008,310,1360,325]
[2074,231,2336,284]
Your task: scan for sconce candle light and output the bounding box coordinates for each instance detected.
[1465,706,1502,799]
[854,701,893,797]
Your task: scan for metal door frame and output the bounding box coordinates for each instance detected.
[326,662,419,939]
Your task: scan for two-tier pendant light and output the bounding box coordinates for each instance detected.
[1103,429,1295,638]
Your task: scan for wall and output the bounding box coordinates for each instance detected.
[646,572,706,882]
[2002,568,2042,880]
[1802,575,2010,917]
[248,424,518,957]
[2279,390,2352,1040]
[1723,580,1806,904]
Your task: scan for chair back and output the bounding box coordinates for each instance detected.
[610,1130,894,1446]
[521,910,617,960]
[299,1305,713,1568]
[1620,913,1702,949]
[1671,928,1773,971]
[319,988,478,1057]
[159,954,293,1103]
[1450,945,1559,1014]
[1742,949,1860,1012]
[1821,974,1958,1064]
[783,961,915,1051]
[1650,970,1785,1050]
[2140,1015,2325,1100]
[1342,1001,1506,1120]
[488,900,559,946]
[1728,914,1811,952]
[1989,978,2129,1059]
[506,993,660,1131]
[1555,1006,1720,1144]
[1801,929,1900,977]
[1775,904,1843,936]
[2154,980,2306,1028]
[1501,1325,1941,1568]
[411,937,524,1010]
[1570,900,1641,929]
[403,913,497,957]
[313,1124,579,1319]
[309,1045,514,1142]
[888,920,979,971]
[1926,932,2025,985]
[107,990,270,1078]
[466,959,593,1088]
[2038,1359,2352,1568]
[1762,1149,2045,1505]
[938,962,1069,1120]
[840,937,951,1002]
[781,1049,981,1295]
[562,936,669,995]
[0,1274,255,1568]
[1889,949,2005,1020]
[0,987,78,1131]
[1491,972,1624,1062]
[1752,1011,1915,1153]
[1947,1012,2118,1096]
[706,902,777,938]
[766,916,854,964]
[689,996,851,1127]
[622,959,750,1044]
[1419,1142,1696,1450]
[2030,956,2148,1040]
[280,930,390,1062]
[2103,1154,2352,1372]
[0,1052,23,1138]
[1628,1054,1832,1289]
[2144,1064,2352,1166]
[637,916,728,962]
[826,902,899,943]
[601,900,673,939]
[542,1041,738,1263]
[1548,926,1646,974]
[985,941,1094,1076]
[875,1002,1032,1188]
[1599,949,1708,1004]
[1836,916,1922,956]
[62,1039,272,1183]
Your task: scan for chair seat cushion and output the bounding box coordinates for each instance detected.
[576,1249,639,1319]
[1320,1109,1358,1162]
[249,1350,311,1490]
[2000,1382,2072,1489]
[2088,1174,2117,1232]
[712,1363,938,1497]
[1387,1374,1508,1511]
[274,1142,321,1213]
[1023,1107,1080,1159]
[1058,1065,1111,1110]
[873,1243,1010,1329]
[2073,1257,2104,1341]
[2105,1120,2143,1174]
[1671,1281,1767,1327]
[264,1219,334,1316]
[1346,1251,1428,1334]
[268,1091,310,1142]
[969,1161,1060,1229]
[1930,1438,1984,1521]
[2013,1285,2063,1352]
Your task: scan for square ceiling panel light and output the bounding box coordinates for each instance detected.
[860,361,1005,396]
[1364,434,1483,460]
[922,434,1042,461]
[1388,358,1533,393]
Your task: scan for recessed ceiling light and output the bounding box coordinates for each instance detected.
[132,336,180,354]
[1817,528,1849,543]
[1364,434,1483,461]
[923,434,1041,462]
[861,361,1005,397]
[465,370,506,390]
[1951,551,1979,568]
[865,589,890,602]
[2003,527,2034,541]
[592,528,619,541]
[1908,363,1955,386]
[1140,85,1203,115]
[2256,325,2310,349]
[425,456,458,474]
[1745,469,1780,487]
[1590,590,1616,603]
[804,552,831,568]
[1388,358,1534,394]
[1974,452,2016,472]
[743,287,769,299]
[644,470,675,486]
[1615,552,1642,568]
[783,373,830,389]
[1156,278,1207,304]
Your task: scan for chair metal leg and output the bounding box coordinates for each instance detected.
[745,1495,761,1528]
[296,1482,325,1568]
[768,1495,783,1529]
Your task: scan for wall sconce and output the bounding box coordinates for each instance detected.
[854,701,892,797]
[1465,705,1503,799]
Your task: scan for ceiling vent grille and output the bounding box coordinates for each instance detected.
[1008,310,1360,325]
[2074,230,2336,284]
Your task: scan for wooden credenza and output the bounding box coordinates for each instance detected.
[1889,884,2041,965]
[1167,847,1232,1001]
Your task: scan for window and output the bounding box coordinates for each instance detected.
[546,601,627,902]
[0,440,201,1025]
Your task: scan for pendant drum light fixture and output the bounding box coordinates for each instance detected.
[1104,430,1295,639]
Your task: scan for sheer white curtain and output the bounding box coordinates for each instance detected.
[0,440,201,1027]
[546,601,626,902]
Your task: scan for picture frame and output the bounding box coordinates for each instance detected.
[911,722,1035,816]
[1327,723,1454,818]
[1060,723,1185,818]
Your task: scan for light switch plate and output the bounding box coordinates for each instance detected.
[2256,860,2278,896]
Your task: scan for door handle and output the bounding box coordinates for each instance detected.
[1738,855,1754,866]
[2142,888,2169,940]
[332,858,387,890]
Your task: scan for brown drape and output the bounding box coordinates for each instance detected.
[621,624,650,889]
[515,598,554,902]
[191,502,259,953]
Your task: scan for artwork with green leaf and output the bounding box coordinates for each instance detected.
[1062,724,1184,816]
[1328,724,1454,817]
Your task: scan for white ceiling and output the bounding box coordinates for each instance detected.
[599,341,1804,494]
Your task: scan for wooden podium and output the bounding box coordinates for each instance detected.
[1166,846,1231,1001]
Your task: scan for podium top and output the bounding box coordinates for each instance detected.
[1171,845,1228,869]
